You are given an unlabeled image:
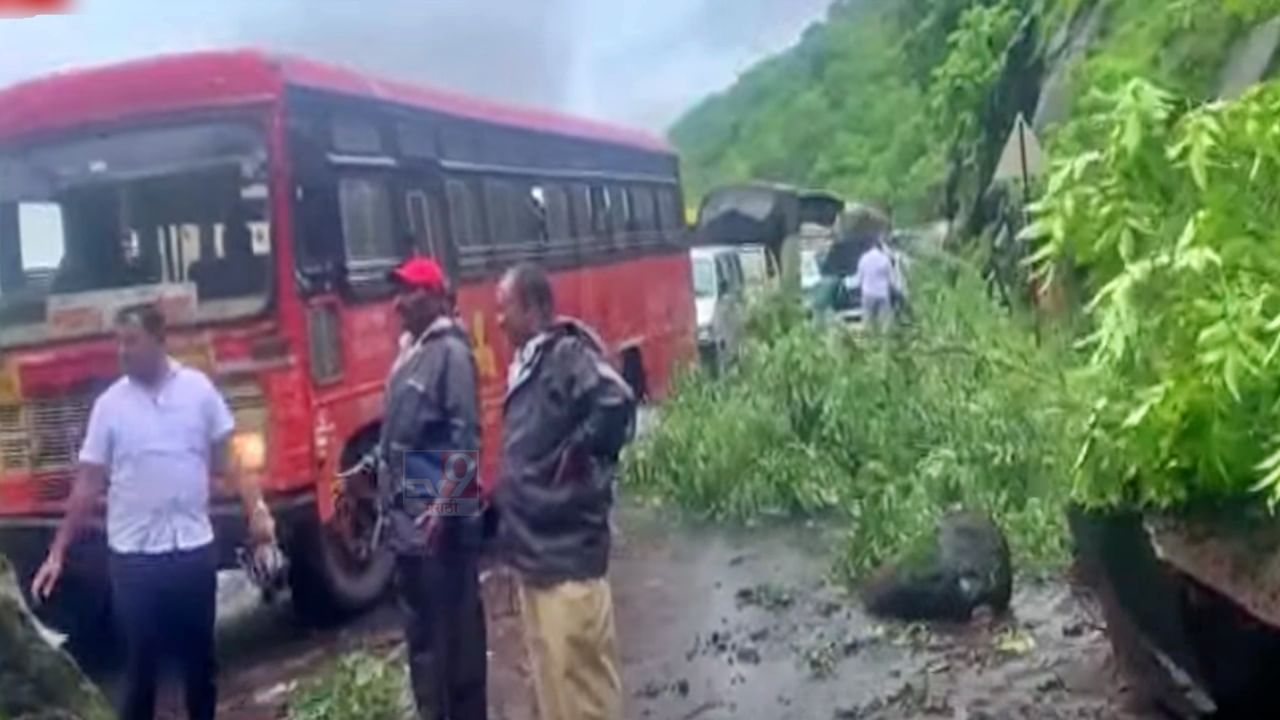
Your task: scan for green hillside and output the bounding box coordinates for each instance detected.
[671,0,1280,224]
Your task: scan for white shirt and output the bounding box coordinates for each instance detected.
[849,246,896,300]
[79,360,235,554]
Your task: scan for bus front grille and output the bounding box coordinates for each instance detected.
[0,396,92,475]
[30,397,92,472]
[0,405,25,472]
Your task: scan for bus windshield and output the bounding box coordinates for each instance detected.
[0,121,272,348]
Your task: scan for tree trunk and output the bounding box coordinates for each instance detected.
[0,554,111,720]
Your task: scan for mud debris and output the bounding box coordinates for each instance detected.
[797,632,878,679]
[635,677,690,699]
[735,582,795,611]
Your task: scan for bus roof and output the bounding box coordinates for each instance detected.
[0,49,671,155]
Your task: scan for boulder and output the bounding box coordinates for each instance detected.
[861,511,1013,622]
[0,554,111,720]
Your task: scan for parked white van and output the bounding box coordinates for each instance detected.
[690,246,746,373]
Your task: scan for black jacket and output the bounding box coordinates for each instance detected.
[378,317,481,556]
[496,319,635,586]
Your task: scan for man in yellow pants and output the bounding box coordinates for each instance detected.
[495,263,635,720]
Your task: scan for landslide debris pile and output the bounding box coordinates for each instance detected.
[625,260,1082,581]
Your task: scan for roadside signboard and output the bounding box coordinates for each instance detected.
[993,113,1046,191]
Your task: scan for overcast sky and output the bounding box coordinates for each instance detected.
[0,0,832,134]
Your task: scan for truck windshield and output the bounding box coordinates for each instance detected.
[0,121,272,348]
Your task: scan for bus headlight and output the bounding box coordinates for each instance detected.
[223,382,268,474]
[231,430,267,473]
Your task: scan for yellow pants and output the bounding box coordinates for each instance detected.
[519,577,622,720]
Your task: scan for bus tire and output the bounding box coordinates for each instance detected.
[288,431,395,625]
[621,347,648,402]
[286,520,395,625]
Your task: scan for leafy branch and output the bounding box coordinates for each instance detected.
[1027,78,1280,510]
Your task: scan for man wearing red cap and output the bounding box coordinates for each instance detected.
[378,257,487,720]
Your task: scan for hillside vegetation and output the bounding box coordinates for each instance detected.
[671,0,1280,223]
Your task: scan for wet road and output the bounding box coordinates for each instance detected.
[610,509,1148,720]
[193,504,1149,719]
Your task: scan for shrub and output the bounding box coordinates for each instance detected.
[288,651,406,720]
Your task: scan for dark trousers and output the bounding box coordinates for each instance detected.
[397,550,488,720]
[110,544,218,720]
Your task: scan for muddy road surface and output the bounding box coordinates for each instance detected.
[125,505,1152,719]
[610,509,1150,720]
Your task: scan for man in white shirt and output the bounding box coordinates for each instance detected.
[31,304,276,720]
[848,238,899,330]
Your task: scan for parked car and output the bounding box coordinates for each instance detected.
[736,243,775,300]
[690,246,746,373]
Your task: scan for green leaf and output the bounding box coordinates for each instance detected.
[1224,353,1243,402]
[1256,444,1280,473]
[1175,215,1199,253]
[1122,383,1169,429]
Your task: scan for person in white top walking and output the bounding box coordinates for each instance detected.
[31,304,277,720]
[848,237,901,331]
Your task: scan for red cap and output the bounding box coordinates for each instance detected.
[389,257,447,292]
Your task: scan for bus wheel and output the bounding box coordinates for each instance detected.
[621,347,648,401]
[289,436,395,624]
[288,519,394,625]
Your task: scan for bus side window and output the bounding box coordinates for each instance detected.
[630,186,657,235]
[543,184,571,242]
[608,185,629,238]
[657,187,685,240]
[446,179,481,248]
[589,185,609,238]
[338,176,397,273]
[405,189,445,259]
[483,179,516,246]
[569,183,592,240]
[521,184,549,245]
[332,117,383,154]
[290,114,345,291]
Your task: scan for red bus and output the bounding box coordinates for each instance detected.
[0,50,694,650]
